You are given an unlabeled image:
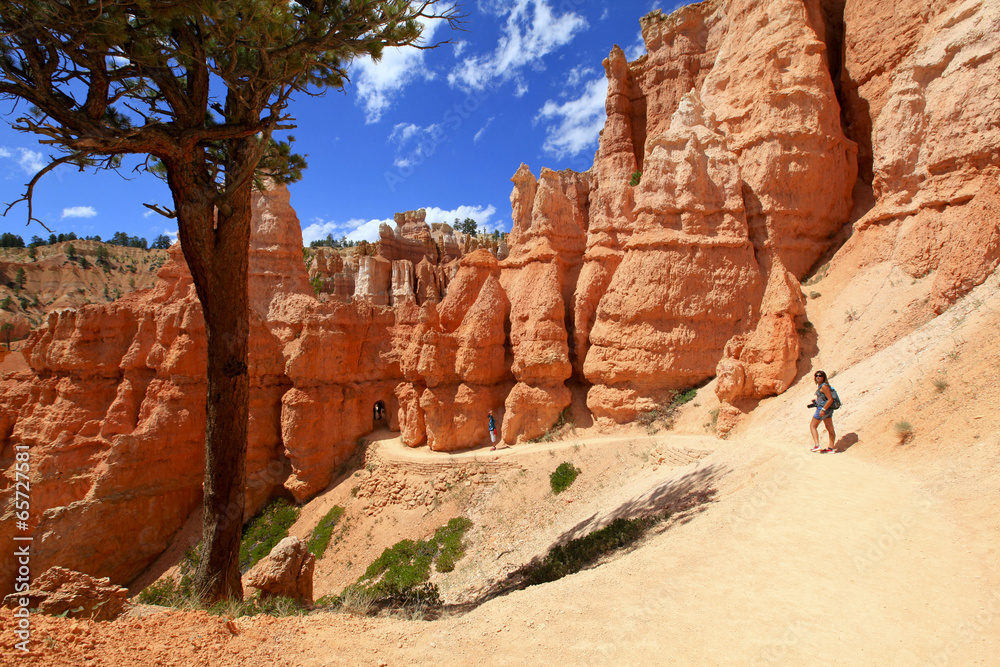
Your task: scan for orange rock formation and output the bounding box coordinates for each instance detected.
[2,0,998,595]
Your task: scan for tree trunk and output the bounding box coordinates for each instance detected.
[169,165,253,602]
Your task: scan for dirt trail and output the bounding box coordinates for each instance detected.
[275,432,998,666]
[4,429,997,666]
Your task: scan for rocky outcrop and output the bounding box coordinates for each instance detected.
[4,1,997,600]
[840,0,1000,313]
[2,566,129,621]
[500,166,588,442]
[699,0,857,278]
[395,250,510,451]
[243,536,315,605]
[585,93,764,421]
[379,211,437,266]
[0,188,309,594]
[307,248,357,302]
[570,0,858,423]
[276,297,398,502]
[716,261,806,403]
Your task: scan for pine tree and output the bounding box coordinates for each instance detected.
[1,0,459,602]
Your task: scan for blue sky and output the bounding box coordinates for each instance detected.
[0,1,680,245]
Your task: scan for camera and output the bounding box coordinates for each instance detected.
[807,401,817,408]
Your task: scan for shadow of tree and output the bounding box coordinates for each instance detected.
[440,462,726,616]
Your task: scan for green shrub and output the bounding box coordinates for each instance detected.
[673,389,696,406]
[306,505,345,559]
[434,517,472,573]
[550,462,580,495]
[137,543,200,605]
[345,517,472,610]
[894,420,914,444]
[239,498,301,573]
[629,170,642,186]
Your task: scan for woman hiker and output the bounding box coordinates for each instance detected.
[809,370,837,453]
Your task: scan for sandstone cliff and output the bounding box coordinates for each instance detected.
[2,0,998,596]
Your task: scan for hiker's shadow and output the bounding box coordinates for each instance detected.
[832,432,859,453]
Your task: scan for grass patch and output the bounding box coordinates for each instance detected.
[894,420,914,444]
[521,512,670,586]
[707,407,720,430]
[239,498,301,573]
[932,377,948,392]
[329,517,473,613]
[530,406,574,443]
[207,593,306,618]
[550,462,580,495]
[137,544,201,606]
[803,262,830,286]
[638,388,697,434]
[307,505,345,559]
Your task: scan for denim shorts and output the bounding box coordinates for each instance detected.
[813,406,835,420]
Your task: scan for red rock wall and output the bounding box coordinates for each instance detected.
[500,166,588,443]
[838,0,1000,313]
[394,250,511,451]
[4,1,997,593]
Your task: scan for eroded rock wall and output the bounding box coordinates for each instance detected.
[394,250,511,451]
[500,166,588,443]
[839,0,1000,314]
[4,0,997,594]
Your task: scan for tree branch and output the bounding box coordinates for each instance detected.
[2,152,83,232]
[143,202,177,219]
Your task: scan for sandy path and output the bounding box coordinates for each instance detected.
[281,435,997,666]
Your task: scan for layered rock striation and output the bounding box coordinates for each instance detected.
[3,0,997,595]
[839,0,1000,314]
[500,166,587,442]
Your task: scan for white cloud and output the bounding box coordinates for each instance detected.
[352,17,443,124]
[473,117,495,144]
[17,149,46,174]
[302,204,502,244]
[536,75,608,159]
[301,217,393,245]
[563,66,598,91]
[61,206,97,219]
[0,147,47,175]
[423,204,499,231]
[626,30,646,61]
[388,122,446,170]
[448,0,588,93]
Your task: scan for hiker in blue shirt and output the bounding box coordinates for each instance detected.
[488,412,498,449]
[809,370,837,453]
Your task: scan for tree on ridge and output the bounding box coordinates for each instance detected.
[0,0,460,602]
